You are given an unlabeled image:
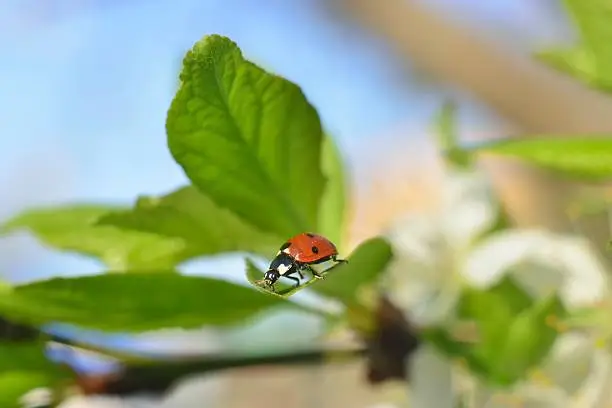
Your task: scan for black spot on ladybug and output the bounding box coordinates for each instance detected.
[311,246,319,254]
[305,233,316,238]
[279,242,291,251]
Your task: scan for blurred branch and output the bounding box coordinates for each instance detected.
[69,344,367,396]
[331,0,612,241]
[0,316,40,341]
[332,0,612,133]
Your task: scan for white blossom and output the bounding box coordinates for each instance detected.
[384,168,612,408]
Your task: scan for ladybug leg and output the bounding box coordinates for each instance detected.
[304,264,324,279]
[333,255,348,264]
[282,274,301,288]
[282,266,302,288]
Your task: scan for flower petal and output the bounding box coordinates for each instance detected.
[438,171,498,249]
[538,333,595,395]
[385,215,455,322]
[463,230,608,308]
[408,346,456,408]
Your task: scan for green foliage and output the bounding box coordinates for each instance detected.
[245,259,319,298]
[465,137,612,181]
[432,100,472,169]
[536,0,612,92]
[0,342,60,374]
[317,136,348,247]
[0,273,305,332]
[0,371,56,408]
[492,294,565,383]
[1,206,194,270]
[166,34,326,238]
[7,29,612,405]
[245,237,392,302]
[97,186,280,258]
[310,237,392,303]
[0,342,67,408]
[425,277,566,386]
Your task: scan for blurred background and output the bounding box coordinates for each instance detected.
[1,0,607,407]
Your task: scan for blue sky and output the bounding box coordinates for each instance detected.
[0,0,571,369]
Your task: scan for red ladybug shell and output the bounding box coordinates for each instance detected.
[281,232,338,264]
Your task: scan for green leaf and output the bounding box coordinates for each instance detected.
[310,237,392,303]
[245,258,323,299]
[435,278,565,386]
[166,34,326,238]
[0,342,60,374]
[317,135,348,248]
[0,371,57,408]
[1,206,198,270]
[97,186,280,258]
[432,101,472,169]
[456,276,533,373]
[491,294,565,383]
[536,48,612,92]
[535,0,612,92]
[0,342,67,408]
[245,237,392,306]
[0,273,307,332]
[466,137,612,181]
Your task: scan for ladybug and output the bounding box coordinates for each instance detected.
[261,232,347,291]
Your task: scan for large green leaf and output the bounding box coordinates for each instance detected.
[97,186,280,258]
[0,273,307,332]
[466,137,612,181]
[1,206,198,270]
[166,35,326,238]
[317,135,348,247]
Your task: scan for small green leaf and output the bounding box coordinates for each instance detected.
[0,371,57,408]
[467,137,612,181]
[536,48,612,92]
[97,186,280,258]
[491,294,566,383]
[535,0,612,92]
[562,0,612,69]
[437,278,565,386]
[311,237,393,303]
[317,135,348,248]
[0,273,304,332]
[434,100,457,150]
[457,276,532,371]
[432,101,472,169]
[1,206,197,270]
[0,342,67,408]
[167,35,326,238]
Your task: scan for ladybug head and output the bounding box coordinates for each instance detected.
[263,269,279,286]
